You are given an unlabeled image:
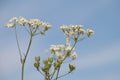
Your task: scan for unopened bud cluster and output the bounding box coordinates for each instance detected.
[42,57,53,73]
[34,56,40,69]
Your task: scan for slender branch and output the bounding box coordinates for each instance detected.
[37,68,45,77]
[50,68,57,80]
[21,62,25,80]
[21,34,33,80]
[56,67,60,80]
[52,35,79,80]
[24,26,30,34]
[53,72,71,80]
[24,34,33,61]
[63,39,77,61]
[14,27,22,63]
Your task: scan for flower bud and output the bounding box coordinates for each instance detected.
[48,57,53,63]
[42,66,49,72]
[69,64,76,72]
[70,52,77,60]
[86,29,94,37]
[65,45,72,53]
[43,59,48,65]
[34,62,39,69]
[79,29,85,34]
[35,56,40,62]
[54,62,60,68]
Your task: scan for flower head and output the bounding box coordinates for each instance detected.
[50,44,65,56]
[5,23,16,28]
[28,19,42,28]
[65,45,72,53]
[9,17,18,23]
[70,52,77,60]
[18,17,28,26]
[69,64,76,72]
[86,29,94,37]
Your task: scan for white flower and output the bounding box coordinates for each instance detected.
[86,29,94,37]
[66,38,70,46]
[69,25,75,29]
[55,51,61,57]
[60,25,68,31]
[5,17,18,28]
[29,19,42,28]
[42,22,51,29]
[57,45,65,49]
[77,25,83,28]
[65,45,72,53]
[9,17,18,23]
[5,23,15,28]
[58,54,65,60]
[69,31,75,36]
[64,31,69,36]
[79,29,85,34]
[41,22,51,34]
[50,45,56,53]
[18,17,28,26]
[75,29,79,33]
[50,44,65,56]
[70,52,77,60]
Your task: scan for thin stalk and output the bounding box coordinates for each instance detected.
[50,68,57,80]
[55,67,60,80]
[21,34,33,80]
[53,72,71,80]
[63,40,77,61]
[24,26,30,34]
[53,35,79,80]
[45,72,49,80]
[14,27,22,63]
[37,68,45,77]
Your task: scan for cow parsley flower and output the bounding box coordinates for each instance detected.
[9,17,18,23]
[86,29,94,37]
[28,19,42,29]
[70,52,77,60]
[5,23,16,28]
[18,17,28,26]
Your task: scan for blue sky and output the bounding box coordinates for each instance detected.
[0,0,120,80]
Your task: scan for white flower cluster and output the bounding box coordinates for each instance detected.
[70,52,77,60]
[5,17,52,35]
[50,45,65,57]
[49,44,77,60]
[60,24,94,38]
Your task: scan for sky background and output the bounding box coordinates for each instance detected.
[0,0,120,80]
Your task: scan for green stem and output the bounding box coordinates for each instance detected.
[14,28,22,63]
[56,67,60,80]
[53,72,71,80]
[50,68,56,80]
[63,40,77,61]
[54,36,79,80]
[21,34,33,80]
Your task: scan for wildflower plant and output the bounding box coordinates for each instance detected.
[5,17,51,80]
[5,17,94,80]
[34,25,94,80]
